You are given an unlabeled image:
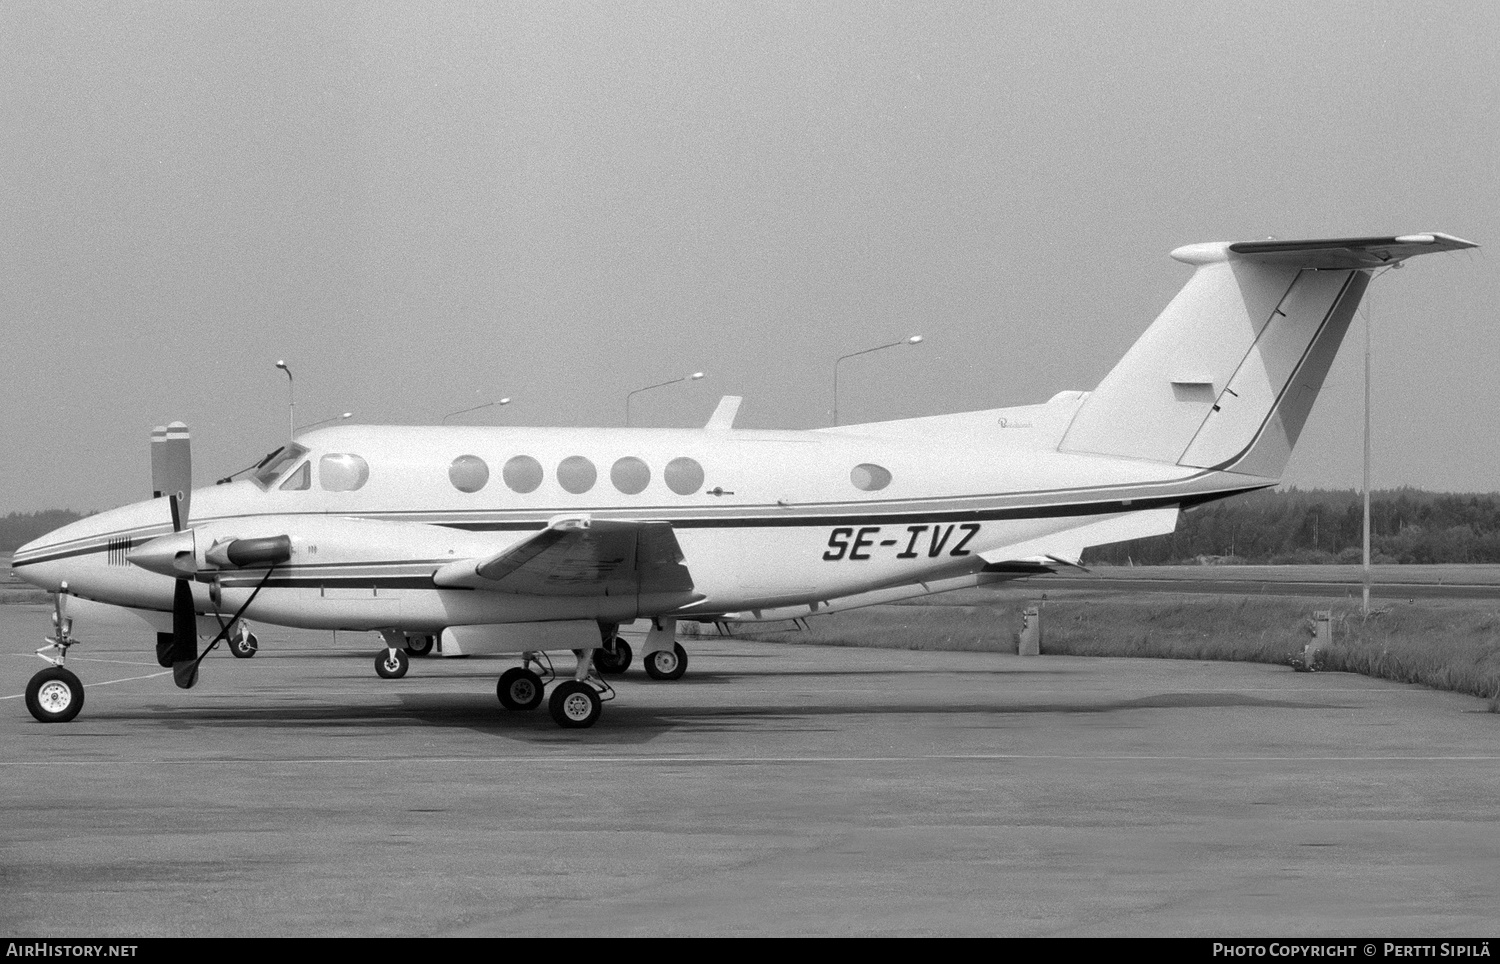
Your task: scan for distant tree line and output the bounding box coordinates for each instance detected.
[1,510,87,554]
[1085,488,1500,566]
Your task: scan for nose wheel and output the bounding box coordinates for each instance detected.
[26,667,85,723]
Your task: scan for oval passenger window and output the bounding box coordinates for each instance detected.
[664,457,704,495]
[611,457,651,495]
[449,455,489,493]
[557,456,597,494]
[503,455,544,494]
[850,463,892,492]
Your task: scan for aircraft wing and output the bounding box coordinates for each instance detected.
[432,516,694,597]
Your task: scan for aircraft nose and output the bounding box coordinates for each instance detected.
[129,531,196,577]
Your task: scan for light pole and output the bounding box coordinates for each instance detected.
[626,372,704,427]
[294,412,353,434]
[442,398,512,423]
[275,360,294,440]
[832,335,922,425]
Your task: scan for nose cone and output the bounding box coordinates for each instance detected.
[128,530,196,577]
[10,499,175,591]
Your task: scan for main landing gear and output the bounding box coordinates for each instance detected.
[495,651,611,729]
[229,622,259,659]
[365,621,691,729]
[644,642,688,681]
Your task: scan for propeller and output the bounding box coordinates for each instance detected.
[133,423,289,689]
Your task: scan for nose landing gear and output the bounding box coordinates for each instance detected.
[27,588,86,724]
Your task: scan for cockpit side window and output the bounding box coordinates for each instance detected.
[319,454,369,492]
[278,461,311,491]
[251,443,310,489]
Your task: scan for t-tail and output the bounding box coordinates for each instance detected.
[1059,233,1476,478]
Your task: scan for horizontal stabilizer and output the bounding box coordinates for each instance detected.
[1224,233,1477,269]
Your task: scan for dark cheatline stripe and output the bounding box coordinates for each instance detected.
[10,486,1266,571]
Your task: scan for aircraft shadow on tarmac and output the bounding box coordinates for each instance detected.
[88,688,1348,743]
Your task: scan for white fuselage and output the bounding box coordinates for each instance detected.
[12,412,1269,634]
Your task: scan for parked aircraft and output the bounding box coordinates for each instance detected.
[12,233,1475,727]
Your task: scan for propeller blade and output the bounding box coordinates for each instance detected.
[170,578,198,689]
[151,422,192,526]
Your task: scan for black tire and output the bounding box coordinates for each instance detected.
[497,667,544,711]
[230,632,259,659]
[404,635,435,657]
[643,642,688,681]
[375,648,409,679]
[548,680,601,728]
[26,667,84,723]
[595,637,633,676]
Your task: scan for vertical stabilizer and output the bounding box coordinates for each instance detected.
[1059,233,1474,478]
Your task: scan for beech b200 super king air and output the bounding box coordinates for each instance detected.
[12,233,1477,727]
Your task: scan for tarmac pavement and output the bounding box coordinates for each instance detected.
[2,604,1497,937]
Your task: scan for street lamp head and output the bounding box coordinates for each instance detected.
[498,397,511,405]
[907,335,923,345]
[690,372,705,380]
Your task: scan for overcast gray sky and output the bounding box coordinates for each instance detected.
[2,1,1496,513]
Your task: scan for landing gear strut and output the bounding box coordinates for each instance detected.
[27,587,85,723]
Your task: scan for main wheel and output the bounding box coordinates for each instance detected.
[595,637,633,676]
[497,667,544,711]
[26,667,84,723]
[548,680,601,728]
[643,642,688,681]
[375,648,410,679]
[230,631,259,659]
[404,635,435,657]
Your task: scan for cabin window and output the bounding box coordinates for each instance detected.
[448,455,489,493]
[850,463,892,492]
[279,461,311,491]
[557,456,597,494]
[503,455,543,493]
[664,457,704,495]
[610,457,651,495]
[319,454,370,492]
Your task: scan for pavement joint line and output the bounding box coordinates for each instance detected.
[4,753,1500,766]
[1,669,173,699]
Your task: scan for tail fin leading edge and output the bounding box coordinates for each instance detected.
[1058,233,1475,477]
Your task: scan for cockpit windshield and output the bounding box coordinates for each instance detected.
[250,443,309,490]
